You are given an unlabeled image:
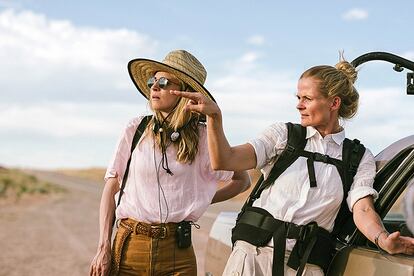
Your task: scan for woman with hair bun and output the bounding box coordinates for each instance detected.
[173,56,414,276]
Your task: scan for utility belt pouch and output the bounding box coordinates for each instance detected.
[287,227,334,273]
[231,206,281,246]
[176,221,192,248]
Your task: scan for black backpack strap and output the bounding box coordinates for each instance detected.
[298,150,343,188]
[241,123,307,212]
[258,122,307,192]
[116,115,152,207]
[331,138,366,236]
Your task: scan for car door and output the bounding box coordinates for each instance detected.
[327,136,414,276]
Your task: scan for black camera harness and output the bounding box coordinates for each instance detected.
[232,122,365,276]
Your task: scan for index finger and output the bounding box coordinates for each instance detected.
[170,90,201,101]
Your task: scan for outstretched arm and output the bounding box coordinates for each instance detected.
[90,177,120,276]
[353,196,414,255]
[171,90,257,171]
[211,170,251,204]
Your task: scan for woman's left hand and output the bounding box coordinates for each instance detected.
[381,231,414,255]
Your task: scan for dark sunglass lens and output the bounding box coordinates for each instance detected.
[147,77,156,89]
[158,77,168,89]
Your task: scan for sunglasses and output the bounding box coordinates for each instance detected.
[147,76,181,89]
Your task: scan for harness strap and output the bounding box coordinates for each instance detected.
[296,233,318,276]
[300,150,344,188]
[117,115,152,207]
[307,157,317,187]
[273,225,287,276]
[272,221,320,276]
[238,209,322,276]
[238,209,282,231]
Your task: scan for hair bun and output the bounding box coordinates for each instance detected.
[335,61,357,84]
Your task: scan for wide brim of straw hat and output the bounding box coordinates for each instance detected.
[128,58,216,103]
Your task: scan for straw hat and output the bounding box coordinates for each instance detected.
[128,50,215,102]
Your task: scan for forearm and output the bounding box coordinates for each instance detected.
[353,203,385,245]
[206,110,233,170]
[353,196,414,255]
[211,171,251,203]
[97,177,119,249]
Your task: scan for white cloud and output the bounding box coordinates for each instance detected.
[219,51,264,75]
[0,9,157,69]
[341,86,414,154]
[0,101,149,169]
[239,51,261,63]
[209,52,298,144]
[342,8,368,21]
[0,102,148,137]
[247,35,265,46]
[0,9,158,102]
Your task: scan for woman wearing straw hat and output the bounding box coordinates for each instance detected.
[89,50,250,276]
[172,57,414,276]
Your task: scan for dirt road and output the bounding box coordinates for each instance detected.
[0,171,242,276]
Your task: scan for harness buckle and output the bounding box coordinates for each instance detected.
[321,154,329,163]
[301,222,318,241]
[297,225,308,241]
[286,145,295,154]
[312,152,330,163]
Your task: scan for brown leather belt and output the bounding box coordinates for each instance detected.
[119,218,177,239]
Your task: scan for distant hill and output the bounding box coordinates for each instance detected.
[56,167,106,183]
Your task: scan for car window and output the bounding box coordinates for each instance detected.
[383,177,414,238]
[384,187,407,220]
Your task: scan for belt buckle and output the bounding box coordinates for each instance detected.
[151,224,167,239]
[298,225,307,241]
[285,223,299,239]
[285,222,306,241]
[300,222,318,241]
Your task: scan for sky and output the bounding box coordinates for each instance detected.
[1,0,413,169]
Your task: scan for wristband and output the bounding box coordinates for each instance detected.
[374,229,388,249]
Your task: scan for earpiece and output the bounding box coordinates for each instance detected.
[152,119,163,134]
[170,131,180,142]
[153,118,180,141]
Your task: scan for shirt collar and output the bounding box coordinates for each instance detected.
[306,126,345,145]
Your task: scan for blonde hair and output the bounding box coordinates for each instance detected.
[300,55,359,119]
[148,85,200,164]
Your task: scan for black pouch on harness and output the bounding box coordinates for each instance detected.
[287,228,334,273]
[231,206,280,246]
[176,221,192,248]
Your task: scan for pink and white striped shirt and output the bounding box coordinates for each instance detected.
[105,116,233,223]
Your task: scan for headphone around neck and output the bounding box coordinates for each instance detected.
[152,118,181,142]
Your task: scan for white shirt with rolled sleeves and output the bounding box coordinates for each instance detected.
[105,116,233,224]
[248,122,378,249]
